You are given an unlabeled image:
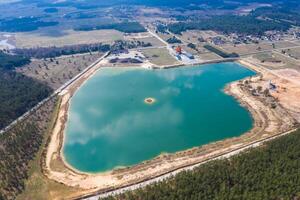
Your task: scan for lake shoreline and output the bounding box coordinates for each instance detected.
[42,59,297,199]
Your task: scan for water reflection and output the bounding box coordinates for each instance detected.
[64,63,255,172]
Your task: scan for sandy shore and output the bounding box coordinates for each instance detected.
[42,58,298,199]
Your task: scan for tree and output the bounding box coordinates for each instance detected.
[187,43,197,50]
[263,88,270,97]
[257,86,263,93]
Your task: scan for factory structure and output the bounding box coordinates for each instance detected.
[174,46,195,61]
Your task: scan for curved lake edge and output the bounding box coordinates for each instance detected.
[62,62,255,174]
[43,60,296,194]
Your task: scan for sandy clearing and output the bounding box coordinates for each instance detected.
[240,58,300,122]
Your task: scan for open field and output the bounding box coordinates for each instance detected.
[252,52,300,71]
[181,45,198,54]
[178,30,220,43]
[181,43,217,55]
[123,32,151,39]
[276,46,300,60]
[294,41,300,46]
[193,45,211,54]
[141,48,179,66]
[219,41,299,56]
[14,30,124,48]
[198,52,222,60]
[134,36,165,47]
[156,33,173,42]
[272,41,299,49]
[220,43,274,55]
[17,52,103,89]
[240,58,300,121]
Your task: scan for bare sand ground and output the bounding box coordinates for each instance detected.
[240,58,300,122]
[42,58,299,199]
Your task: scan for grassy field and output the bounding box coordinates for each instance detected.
[134,36,165,47]
[277,47,300,60]
[181,45,198,54]
[220,41,298,56]
[198,52,222,60]
[141,48,178,66]
[272,52,300,70]
[272,41,299,49]
[178,30,219,43]
[157,33,173,43]
[14,29,124,48]
[220,43,274,55]
[253,52,300,70]
[17,52,102,89]
[194,44,211,54]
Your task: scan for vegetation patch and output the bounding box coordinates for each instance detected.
[142,48,178,66]
[14,43,110,58]
[168,15,291,36]
[166,36,182,44]
[74,22,146,33]
[203,44,239,58]
[0,97,57,200]
[0,70,52,128]
[0,17,58,32]
[0,52,30,70]
[156,24,168,34]
[251,6,300,26]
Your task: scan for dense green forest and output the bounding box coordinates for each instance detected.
[251,7,300,26]
[168,15,291,35]
[14,40,151,59]
[0,123,40,200]
[0,52,30,70]
[14,43,111,58]
[102,128,300,200]
[0,17,58,32]
[74,22,146,33]
[0,52,52,129]
[0,70,52,129]
[0,97,57,200]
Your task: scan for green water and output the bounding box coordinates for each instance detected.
[63,62,255,173]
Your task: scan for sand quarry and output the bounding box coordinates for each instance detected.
[42,57,300,199]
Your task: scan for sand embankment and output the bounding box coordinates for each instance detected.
[43,59,298,199]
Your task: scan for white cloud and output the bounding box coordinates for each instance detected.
[157,68,203,82]
[160,87,181,96]
[65,104,183,145]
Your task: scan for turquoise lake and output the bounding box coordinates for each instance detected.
[63,62,255,173]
